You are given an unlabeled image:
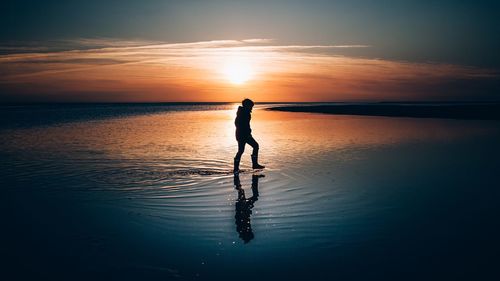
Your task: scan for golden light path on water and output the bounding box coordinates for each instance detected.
[2,106,496,178]
[3,105,497,240]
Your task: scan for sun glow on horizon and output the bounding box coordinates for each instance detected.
[2,39,497,102]
[222,56,254,85]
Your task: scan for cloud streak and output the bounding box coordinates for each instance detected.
[0,39,498,102]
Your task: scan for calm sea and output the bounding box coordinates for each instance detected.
[1,103,499,280]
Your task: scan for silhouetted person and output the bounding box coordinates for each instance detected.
[234,99,265,173]
[234,174,263,243]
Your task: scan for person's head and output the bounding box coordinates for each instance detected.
[242,98,254,110]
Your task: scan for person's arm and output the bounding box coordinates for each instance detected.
[245,111,252,134]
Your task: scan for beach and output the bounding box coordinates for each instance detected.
[2,103,500,280]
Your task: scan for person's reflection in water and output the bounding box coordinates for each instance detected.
[234,174,264,243]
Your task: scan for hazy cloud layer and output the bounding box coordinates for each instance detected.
[0,39,498,102]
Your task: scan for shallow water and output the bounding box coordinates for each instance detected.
[1,104,500,280]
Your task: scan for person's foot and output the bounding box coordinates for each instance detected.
[251,154,265,169]
[252,163,265,169]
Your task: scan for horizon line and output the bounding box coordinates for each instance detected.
[2,100,500,105]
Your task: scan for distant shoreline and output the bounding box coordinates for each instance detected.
[268,103,500,120]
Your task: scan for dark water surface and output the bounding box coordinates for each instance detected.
[1,103,499,280]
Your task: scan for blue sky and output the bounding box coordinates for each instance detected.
[2,0,499,66]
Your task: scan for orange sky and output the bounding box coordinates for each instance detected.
[0,39,498,102]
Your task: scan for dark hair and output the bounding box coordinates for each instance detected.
[242,98,254,108]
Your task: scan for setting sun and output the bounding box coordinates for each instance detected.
[222,57,254,85]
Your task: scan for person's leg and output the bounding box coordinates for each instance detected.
[246,136,259,157]
[234,140,246,173]
[235,140,246,160]
[247,136,265,169]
